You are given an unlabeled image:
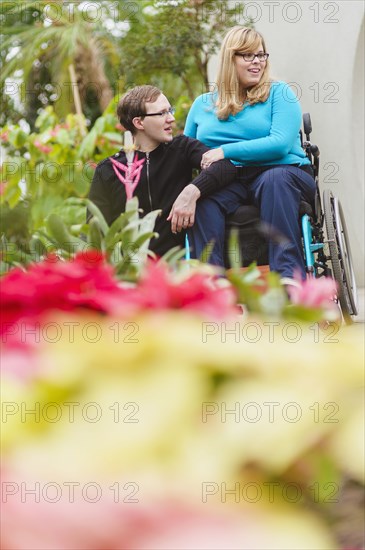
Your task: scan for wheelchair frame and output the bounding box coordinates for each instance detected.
[187,113,359,324]
[300,113,358,323]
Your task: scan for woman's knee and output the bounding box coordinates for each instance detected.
[256,166,313,197]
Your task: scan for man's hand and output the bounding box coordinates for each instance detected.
[167,184,201,233]
[201,147,224,168]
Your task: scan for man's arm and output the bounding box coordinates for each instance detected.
[168,157,237,233]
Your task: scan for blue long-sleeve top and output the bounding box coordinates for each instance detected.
[184,81,310,167]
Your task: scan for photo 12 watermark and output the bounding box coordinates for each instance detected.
[201,480,339,504]
[201,321,340,344]
[200,2,340,25]
[2,401,140,424]
[1,480,140,504]
[1,321,140,345]
[201,401,340,424]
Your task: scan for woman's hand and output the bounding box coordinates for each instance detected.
[167,184,201,233]
[201,147,224,168]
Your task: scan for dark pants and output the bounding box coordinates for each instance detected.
[188,165,316,279]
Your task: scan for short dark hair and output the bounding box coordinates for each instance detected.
[117,85,162,134]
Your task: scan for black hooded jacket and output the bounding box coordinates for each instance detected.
[88,135,237,256]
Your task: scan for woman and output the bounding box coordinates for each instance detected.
[183,26,316,281]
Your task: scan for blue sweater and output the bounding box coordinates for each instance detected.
[184,81,310,166]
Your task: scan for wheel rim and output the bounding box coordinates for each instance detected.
[323,190,358,319]
[333,197,358,314]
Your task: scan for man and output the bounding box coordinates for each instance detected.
[88,85,236,257]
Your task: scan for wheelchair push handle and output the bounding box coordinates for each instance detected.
[302,112,320,159]
[303,113,312,140]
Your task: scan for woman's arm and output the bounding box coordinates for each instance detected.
[202,83,303,165]
[184,101,199,139]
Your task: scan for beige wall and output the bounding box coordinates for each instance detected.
[211,1,364,284]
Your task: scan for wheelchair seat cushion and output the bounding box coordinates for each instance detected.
[226,201,314,227]
[226,204,260,226]
[224,200,314,268]
[225,205,267,267]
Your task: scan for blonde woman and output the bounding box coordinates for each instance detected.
[182,26,316,280]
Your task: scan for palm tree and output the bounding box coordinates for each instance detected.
[0,1,121,123]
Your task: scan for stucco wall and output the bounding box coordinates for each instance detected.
[210,1,364,284]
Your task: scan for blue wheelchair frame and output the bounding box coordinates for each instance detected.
[290,113,358,321]
[186,113,358,323]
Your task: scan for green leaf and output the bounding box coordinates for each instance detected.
[78,129,97,160]
[3,183,22,209]
[104,210,142,250]
[46,213,85,254]
[55,128,72,147]
[199,239,215,263]
[29,236,48,262]
[72,172,91,197]
[226,227,242,269]
[93,117,106,134]
[159,245,186,265]
[88,217,103,251]
[102,132,123,144]
[82,198,109,235]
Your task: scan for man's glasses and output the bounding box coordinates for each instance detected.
[139,107,176,118]
[235,52,269,62]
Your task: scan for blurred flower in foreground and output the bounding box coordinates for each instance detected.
[0,252,238,349]
[1,251,363,549]
[1,306,363,549]
[286,273,338,311]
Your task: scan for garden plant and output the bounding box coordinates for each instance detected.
[0,2,363,549]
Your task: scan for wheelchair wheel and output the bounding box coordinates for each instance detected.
[323,189,358,321]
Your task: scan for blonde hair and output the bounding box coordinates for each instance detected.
[215,26,272,120]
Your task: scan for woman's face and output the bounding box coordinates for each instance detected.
[234,42,267,90]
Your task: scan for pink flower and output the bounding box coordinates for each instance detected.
[110,154,145,200]
[286,275,338,309]
[49,123,70,137]
[34,140,52,154]
[0,474,255,550]
[119,261,238,320]
[0,181,7,195]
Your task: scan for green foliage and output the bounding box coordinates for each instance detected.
[1,105,122,210]
[1,194,162,282]
[119,0,246,101]
[0,1,120,125]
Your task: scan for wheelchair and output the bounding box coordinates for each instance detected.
[225,113,359,324]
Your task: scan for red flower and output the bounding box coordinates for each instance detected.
[1,255,238,350]
[1,252,127,346]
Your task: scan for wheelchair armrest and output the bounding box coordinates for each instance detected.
[310,144,320,158]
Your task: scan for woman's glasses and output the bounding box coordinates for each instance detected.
[235,53,269,62]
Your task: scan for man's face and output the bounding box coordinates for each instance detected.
[138,94,175,147]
